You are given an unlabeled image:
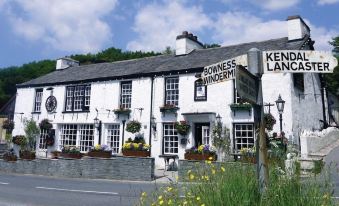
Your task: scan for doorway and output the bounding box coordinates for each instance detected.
[194,123,210,147]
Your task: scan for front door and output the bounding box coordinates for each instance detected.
[194,123,210,147]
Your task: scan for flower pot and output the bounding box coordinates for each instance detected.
[87,151,112,158]
[19,151,36,160]
[51,151,61,159]
[122,150,150,157]
[3,155,17,162]
[184,153,217,161]
[60,153,83,159]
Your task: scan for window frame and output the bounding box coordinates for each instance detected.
[120,81,132,109]
[59,124,94,152]
[233,123,255,153]
[33,88,43,113]
[64,84,91,112]
[194,79,207,101]
[164,77,179,106]
[162,123,179,155]
[106,124,121,154]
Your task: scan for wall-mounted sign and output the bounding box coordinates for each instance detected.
[235,65,259,104]
[202,55,247,85]
[263,50,338,73]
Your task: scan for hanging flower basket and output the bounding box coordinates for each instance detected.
[264,113,276,131]
[39,119,53,130]
[175,121,190,135]
[2,119,14,131]
[159,104,179,113]
[12,135,27,146]
[126,120,142,134]
[45,136,55,146]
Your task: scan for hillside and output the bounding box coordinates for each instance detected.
[0,47,160,108]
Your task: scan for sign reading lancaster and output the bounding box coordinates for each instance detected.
[202,55,247,85]
[263,50,338,73]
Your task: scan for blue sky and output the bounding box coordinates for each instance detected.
[0,0,338,68]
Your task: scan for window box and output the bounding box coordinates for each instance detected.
[51,151,61,159]
[160,105,179,113]
[87,151,112,158]
[184,153,217,161]
[60,153,83,159]
[113,108,131,117]
[19,150,36,161]
[229,103,252,111]
[122,150,150,157]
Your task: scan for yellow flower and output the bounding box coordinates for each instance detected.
[168,199,173,205]
[141,192,147,197]
[205,160,212,164]
[94,144,100,150]
[189,173,195,180]
[212,169,216,175]
[208,156,213,160]
[187,170,191,174]
[198,145,204,153]
[196,196,201,201]
[159,200,164,205]
[167,187,173,192]
[183,201,188,205]
[204,175,209,181]
[201,204,205,206]
[158,195,163,200]
[221,167,225,172]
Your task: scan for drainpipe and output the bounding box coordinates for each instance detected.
[319,74,328,129]
[122,120,126,147]
[148,76,154,154]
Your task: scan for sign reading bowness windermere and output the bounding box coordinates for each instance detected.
[263,50,338,73]
[202,55,247,85]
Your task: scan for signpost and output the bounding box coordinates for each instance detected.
[202,55,247,85]
[235,65,259,104]
[263,50,338,73]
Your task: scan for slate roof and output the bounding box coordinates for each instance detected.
[18,36,308,88]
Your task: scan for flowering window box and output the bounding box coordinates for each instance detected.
[60,153,83,159]
[113,108,131,118]
[19,150,36,161]
[87,151,112,158]
[229,103,252,111]
[159,105,179,113]
[184,153,217,161]
[122,150,150,157]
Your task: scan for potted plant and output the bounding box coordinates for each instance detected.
[87,144,112,158]
[126,120,142,134]
[39,119,53,130]
[19,150,36,160]
[122,136,150,157]
[12,135,27,147]
[2,119,14,132]
[184,144,217,161]
[3,149,17,162]
[264,113,276,131]
[51,150,61,159]
[240,147,256,164]
[159,104,179,113]
[174,121,190,136]
[19,119,40,160]
[60,146,82,159]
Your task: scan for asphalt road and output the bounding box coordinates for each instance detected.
[324,145,339,198]
[0,173,163,206]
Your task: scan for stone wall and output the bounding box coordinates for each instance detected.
[0,156,155,181]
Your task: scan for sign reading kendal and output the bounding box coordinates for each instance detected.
[202,55,247,85]
[263,50,337,73]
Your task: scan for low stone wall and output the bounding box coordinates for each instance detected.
[0,156,155,181]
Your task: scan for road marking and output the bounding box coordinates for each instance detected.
[0,182,9,185]
[35,186,118,195]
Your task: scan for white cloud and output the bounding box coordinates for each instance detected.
[212,12,287,46]
[127,1,211,52]
[252,0,300,10]
[307,21,338,51]
[4,0,117,53]
[317,0,339,5]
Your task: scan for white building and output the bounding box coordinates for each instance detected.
[13,15,325,167]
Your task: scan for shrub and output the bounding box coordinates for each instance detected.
[264,113,276,131]
[2,119,14,131]
[126,120,141,134]
[12,135,27,149]
[39,119,53,130]
[174,121,190,135]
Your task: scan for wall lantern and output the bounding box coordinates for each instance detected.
[94,117,102,145]
[216,114,222,123]
[151,116,157,131]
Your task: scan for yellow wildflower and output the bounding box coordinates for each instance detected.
[212,169,216,175]
[204,175,209,181]
[221,166,225,172]
[187,170,191,174]
[141,192,147,197]
[183,201,188,205]
[205,160,212,164]
[168,199,173,205]
[201,204,205,206]
[189,173,195,180]
[159,200,164,205]
[167,187,173,192]
[158,195,163,200]
[196,196,201,201]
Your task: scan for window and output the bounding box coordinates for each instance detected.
[106,124,120,153]
[59,124,94,152]
[120,81,132,109]
[202,126,210,145]
[194,80,207,101]
[293,73,304,91]
[33,89,43,112]
[65,85,91,112]
[38,129,48,149]
[163,123,178,154]
[165,77,179,106]
[234,123,254,152]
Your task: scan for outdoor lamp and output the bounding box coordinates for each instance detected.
[275,94,285,114]
[216,114,222,122]
[94,117,102,144]
[151,116,157,131]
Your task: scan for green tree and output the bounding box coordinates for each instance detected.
[24,119,40,151]
[324,36,339,95]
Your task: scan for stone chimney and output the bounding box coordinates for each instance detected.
[287,15,310,41]
[175,31,204,55]
[56,57,79,70]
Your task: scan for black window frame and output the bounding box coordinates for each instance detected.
[64,84,91,112]
[194,79,207,101]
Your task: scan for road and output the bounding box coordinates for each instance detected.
[0,173,165,206]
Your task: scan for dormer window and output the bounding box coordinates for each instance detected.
[65,84,91,112]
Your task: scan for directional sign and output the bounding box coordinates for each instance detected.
[202,55,247,85]
[235,65,259,104]
[263,50,338,73]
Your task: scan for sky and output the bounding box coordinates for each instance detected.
[0,0,338,68]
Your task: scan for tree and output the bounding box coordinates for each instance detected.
[24,119,40,151]
[211,121,231,161]
[324,36,339,95]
